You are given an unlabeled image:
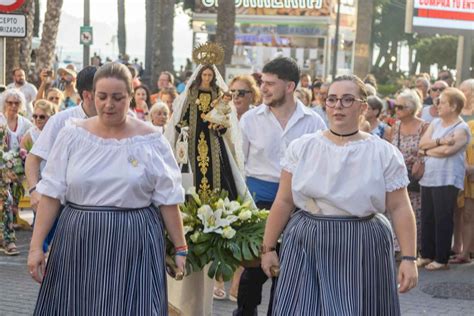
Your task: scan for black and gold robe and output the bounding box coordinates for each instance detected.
[179,87,237,200]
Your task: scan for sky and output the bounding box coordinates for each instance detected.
[42,0,194,70]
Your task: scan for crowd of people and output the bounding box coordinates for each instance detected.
[0,52,473,315]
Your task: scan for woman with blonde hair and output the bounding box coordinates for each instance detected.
[45,88,64,110]
[149,101,170,132]
[21,99,56,151]
[229,74,260,120]
[418,87,470,270]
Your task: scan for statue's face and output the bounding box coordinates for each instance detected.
[201,68,214,86]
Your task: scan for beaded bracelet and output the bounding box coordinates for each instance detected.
[175,250,188,257]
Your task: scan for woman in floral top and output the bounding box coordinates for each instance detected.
[392,89,428,251]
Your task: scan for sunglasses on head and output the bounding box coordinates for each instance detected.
[230,89,251,98]
[431,87,445,93]
[32,114,47,120]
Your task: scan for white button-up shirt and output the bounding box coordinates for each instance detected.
[240,100,326,183]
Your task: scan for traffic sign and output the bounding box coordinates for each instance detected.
[0,13,25,37]
[0,0,25,13]
[80,25,93,45]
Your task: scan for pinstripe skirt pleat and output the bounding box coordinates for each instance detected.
[34,203,168,316]
[272,211,400,316]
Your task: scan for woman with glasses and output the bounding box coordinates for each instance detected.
[1,89,33,150]
[261,75,418,315]
[45,88,65,110]
[229,75,260,120]
[20,99,56,152]
[391,90,429,253]
[0,89,33,256]
[420,81,449,123]
[418,87,470,271]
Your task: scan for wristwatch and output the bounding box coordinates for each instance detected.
[260,245,276,254]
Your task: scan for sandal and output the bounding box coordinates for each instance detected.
[425,261,449,271]
[416,258,432,267]
[448,256,471,264]
[213,287,226,300]
[3,242,20,256]
[229,293,238,302]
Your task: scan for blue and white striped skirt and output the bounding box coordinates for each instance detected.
[34,203,168,316]
[272,211,400,316]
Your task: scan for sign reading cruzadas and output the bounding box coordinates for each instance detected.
[201,0,323,9]
[0,0,26,13]
[195,0,331,16]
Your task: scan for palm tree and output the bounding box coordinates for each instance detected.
[35,0,64,72]
[19,0,36,75]
[147,1,175,90]
[354,0,375,78]
[117,0,126,57]
[215,0,235,77]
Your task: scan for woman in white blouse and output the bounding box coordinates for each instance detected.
[261,75,418,315]
[27,63,187,315]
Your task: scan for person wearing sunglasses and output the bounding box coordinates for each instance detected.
[391,89,429,255]
[45,88,64,110]
[229,75,260,121]
[20,99,56,153]
[261,75,417,315]
[420,80,449,123]
[0,89,33,256]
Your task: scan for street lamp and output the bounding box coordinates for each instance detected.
[332,0,341,80]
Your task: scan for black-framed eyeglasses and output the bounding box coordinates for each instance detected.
[325,95,365,108]
[431,87,445,93]
[6,100,20,106]
[32,114,47,120]
[230,89,251,98]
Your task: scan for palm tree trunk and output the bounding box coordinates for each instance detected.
[35,0,64,72]
[33,0,40,37]
[151,1,163,88]
[215,1,235,78]
[19,0,35,76]
[6,38,20,82]
[144,0,155,85]
[158,1,174,73]
[117,0,126,56]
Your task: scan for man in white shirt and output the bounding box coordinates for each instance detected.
[234,57,326,316]
[7,68,38,118]
[25,66,98,251]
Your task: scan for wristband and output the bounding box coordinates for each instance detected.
[260,245,277,254]
[401,256,417,261]
[28,186,37,195]
[175,250,188,257]
[175,245,188,252]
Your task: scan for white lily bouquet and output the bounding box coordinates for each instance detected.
[166,187,269,281]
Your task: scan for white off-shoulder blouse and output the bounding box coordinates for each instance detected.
[281,131,409,217]
[36,123,185,208]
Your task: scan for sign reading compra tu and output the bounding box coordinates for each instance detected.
[0,14,26,37]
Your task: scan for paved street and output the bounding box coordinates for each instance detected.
[1,210,473,315]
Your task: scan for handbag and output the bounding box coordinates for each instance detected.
[396,122,424,192]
